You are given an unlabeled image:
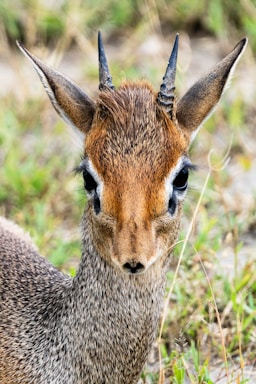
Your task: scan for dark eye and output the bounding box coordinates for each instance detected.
[83,169,98,192]
[173,167,189,191]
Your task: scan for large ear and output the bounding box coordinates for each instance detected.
[16,41,96,138]
[177,38,247,142]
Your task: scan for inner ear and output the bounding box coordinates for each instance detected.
[17,41,96,138]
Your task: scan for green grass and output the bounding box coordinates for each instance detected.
[1,1,256,383]
[0,96,83,270]
[1,0,256,51]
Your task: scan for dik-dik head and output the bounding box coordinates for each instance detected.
[17,33,247,275]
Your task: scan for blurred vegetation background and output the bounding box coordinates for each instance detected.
[0,0,256,50]
[0,1,256,383]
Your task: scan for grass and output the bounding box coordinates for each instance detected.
[1,1,256,383]
[153,148,256,382]
[1,0,256,55]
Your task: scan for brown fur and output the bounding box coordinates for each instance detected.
[86,82,187,268]
[0,37,247,383]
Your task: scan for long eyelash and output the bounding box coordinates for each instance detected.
[73,157,88,175]
[188,164,199,172]
[185,163,198,172]
[74,164,84,175]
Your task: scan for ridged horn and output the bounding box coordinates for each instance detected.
[157,34,179,120]
[98,31,115,91]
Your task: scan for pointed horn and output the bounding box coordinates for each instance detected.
[98,31,115,91]
[157,34,179,120]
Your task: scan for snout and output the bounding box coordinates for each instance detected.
[122,260,145,274]
[112,214,160,275]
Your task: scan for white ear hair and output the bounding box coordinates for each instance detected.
[17,41,95,139]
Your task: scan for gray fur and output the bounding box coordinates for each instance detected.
[0,211,166,384]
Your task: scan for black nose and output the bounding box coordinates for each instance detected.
[123,261,145,274]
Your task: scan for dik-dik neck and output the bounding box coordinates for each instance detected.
[65,212,168,383]
[73,210,167,305]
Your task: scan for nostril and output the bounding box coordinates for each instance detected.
[123,261,145,274]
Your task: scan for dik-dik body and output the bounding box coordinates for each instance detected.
[0,33,247,384]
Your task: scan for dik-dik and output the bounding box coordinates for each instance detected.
[0,33,247,384]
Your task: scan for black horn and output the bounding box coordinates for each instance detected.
[98,31,115,91]
[157,34,179,120]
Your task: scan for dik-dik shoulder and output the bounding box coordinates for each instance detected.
[0,217,38,252]
[0,217,67,295]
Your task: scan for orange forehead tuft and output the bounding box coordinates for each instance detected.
[85,81,187,183]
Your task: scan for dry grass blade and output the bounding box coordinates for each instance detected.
[157,167,212,380]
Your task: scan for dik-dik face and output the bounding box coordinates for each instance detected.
[81,83,191,273]
[17,33,247,274]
